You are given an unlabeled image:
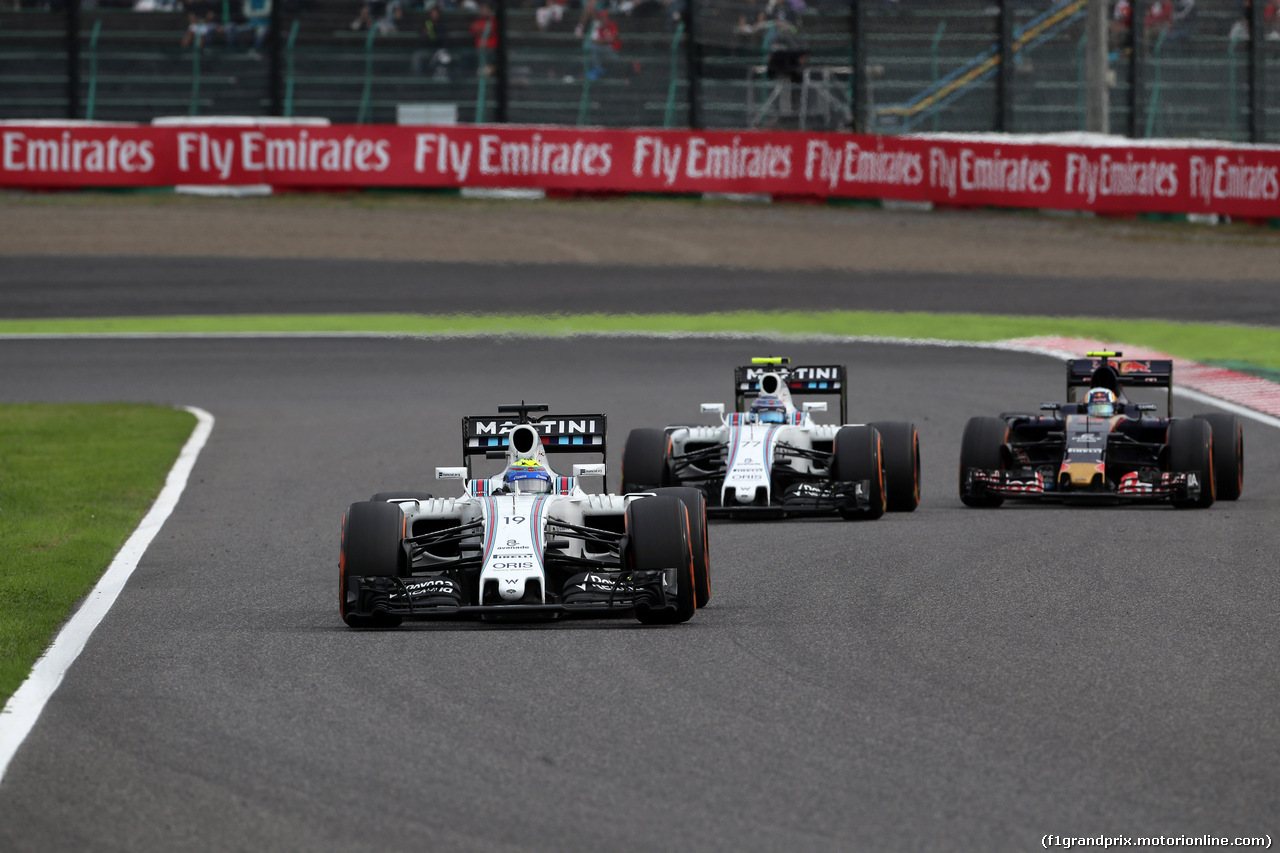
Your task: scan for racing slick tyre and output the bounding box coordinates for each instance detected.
[370,491,434,503]
[653,487,710,608]
[626,496,697,625]
[832,425,885,521]
[958,417,1008,508]
[340,500,407,628]
[1168,418,1216,509]
[1196,413,1243,501]
[621,428,671,493]
[868,421,921,513]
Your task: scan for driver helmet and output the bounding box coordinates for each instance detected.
[750,395,788,424]
[1086,387,1117,418]
[504,459,553,494]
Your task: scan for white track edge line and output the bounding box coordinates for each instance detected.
[0,405,215,786]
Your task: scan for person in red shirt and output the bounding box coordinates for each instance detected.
[1145,0,1174,33]
[470,2,498,52]
[1109,0,1133,53]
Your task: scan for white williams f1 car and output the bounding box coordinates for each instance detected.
[622,359,921,519]
[340,403,709,628]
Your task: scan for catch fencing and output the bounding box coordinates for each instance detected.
[1,0,1277,143]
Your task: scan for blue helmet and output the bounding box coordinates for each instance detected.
[750,395,787,424]
[504,460,553,494]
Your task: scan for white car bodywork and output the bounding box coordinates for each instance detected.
[396,425,635,606]
[670,393,841,507]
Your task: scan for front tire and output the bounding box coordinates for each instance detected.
[832,425,885,520]
[958,416,1008,508]
[1168,418,1215,509]
[621,428,670,493]
[1196,413,1243,501]
[869,420,921,512]
[626,495,696,625]
[652,487,710,608]
[340,500,407,628]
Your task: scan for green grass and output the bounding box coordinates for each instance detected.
[4,311,1280,372]
[0,404,195,707]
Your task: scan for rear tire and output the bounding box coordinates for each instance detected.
[652,487,710,608]
[869,421,921,512]
[340,500,407,628]
[1196,413,1243,501]
[959,416,1008,508]
[1168,418,1215,509]
[832,425,885,520]
[627,496,696,625]
[621,428,670,493]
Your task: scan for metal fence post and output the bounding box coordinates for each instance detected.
[85,19,101,121]
[997,0,1014,132]
[66,0,80,119]
[1128,0,1145,138]
[496,0,508,123]
[851,0,866,132]
[268,0,282,116]
[1249,0,1266,142]
[684,0,700,129]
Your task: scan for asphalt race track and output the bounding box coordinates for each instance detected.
[6,255,1280,323]
[0,264,1278,851]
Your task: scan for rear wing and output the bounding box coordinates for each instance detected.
[734,360,848,423]
[1066,352,1174,414]
[461,406,607,465]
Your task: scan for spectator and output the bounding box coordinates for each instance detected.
[1144,0,1174,38]
[536,0,569,32]
[765,19,807,83]
[412,4,456,79]
[227,0,272,56]
[1109,0,1132,55]
[351,0,403,34]
[1165,0,1197,47]
[1231,0,1280,40]
[662,0,686,32]
[181,0,221,48]
[584,9,621,81]
[468,2,498,77]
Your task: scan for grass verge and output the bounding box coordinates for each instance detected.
[0,404,195,707]
[2,312,1280,371]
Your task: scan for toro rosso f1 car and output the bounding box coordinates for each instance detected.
[622,358,921,519]
[959,351,1244,508]
[339,403,709,628]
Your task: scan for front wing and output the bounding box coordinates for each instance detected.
[964,468,1204,503]
[344,567,679,620]
[703,479,873,518]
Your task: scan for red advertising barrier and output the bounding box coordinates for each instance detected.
[3,123,1278,219]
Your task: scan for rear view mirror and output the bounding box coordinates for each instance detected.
[700,403,725,415]
[435,467,467,480]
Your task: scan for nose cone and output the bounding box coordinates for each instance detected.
[500,584,523,602]
[734,486,758,504]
